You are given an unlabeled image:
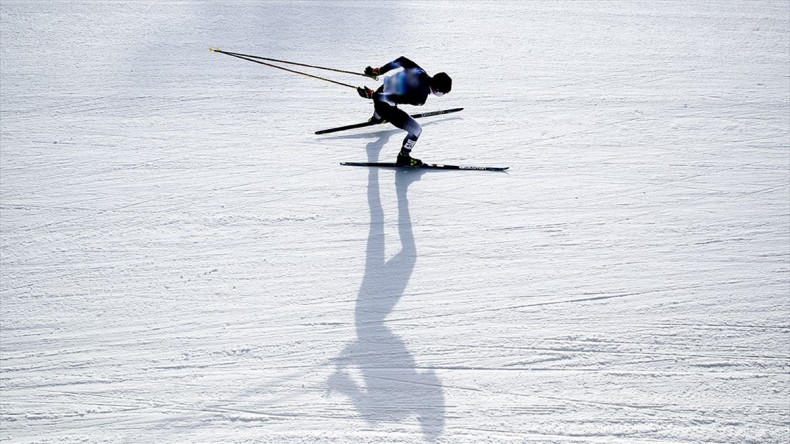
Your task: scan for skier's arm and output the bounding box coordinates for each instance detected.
[366,56,422,77]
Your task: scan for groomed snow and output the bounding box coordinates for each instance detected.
[1,1,788,443]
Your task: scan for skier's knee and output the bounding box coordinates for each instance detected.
[405,120,422,139]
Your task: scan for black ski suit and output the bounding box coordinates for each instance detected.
[371,57,433,151]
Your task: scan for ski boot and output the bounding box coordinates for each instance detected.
[396,149,422,167]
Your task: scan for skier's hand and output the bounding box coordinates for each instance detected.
[357,86,374,99]
[364,66,380,79]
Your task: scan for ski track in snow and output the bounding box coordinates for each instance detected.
[1,1,788,443]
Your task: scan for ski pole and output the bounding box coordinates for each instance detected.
[210,48,377,92]
[210,48,377,80]
[212,49,358,89]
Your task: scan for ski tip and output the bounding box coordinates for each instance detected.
[209,47,220,52]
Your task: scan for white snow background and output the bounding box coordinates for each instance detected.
[1,1,788,443]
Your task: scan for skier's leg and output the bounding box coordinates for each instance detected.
[398,118,422,152]
[373,99,422,145]
[393,113,422,166]
[373,99,423,165]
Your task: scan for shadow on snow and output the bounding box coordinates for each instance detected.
[327,131,445,442]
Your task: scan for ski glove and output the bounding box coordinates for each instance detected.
[357,86,374,99]
[364,66,380,79]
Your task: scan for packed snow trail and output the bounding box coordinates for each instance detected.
[1,1,788,443]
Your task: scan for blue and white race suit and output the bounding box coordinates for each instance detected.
[371,57,433,151]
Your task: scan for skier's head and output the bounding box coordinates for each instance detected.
[431,72,452,96]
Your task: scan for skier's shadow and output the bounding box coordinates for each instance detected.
[327,133,445,441]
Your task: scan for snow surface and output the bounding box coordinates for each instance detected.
[1,1,789,443]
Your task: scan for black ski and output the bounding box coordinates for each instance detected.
[341,162,509,172]
[316,108,464,135]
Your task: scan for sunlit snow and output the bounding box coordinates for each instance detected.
[1,1,788,443]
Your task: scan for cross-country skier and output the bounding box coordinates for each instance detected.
[357,57,452,167]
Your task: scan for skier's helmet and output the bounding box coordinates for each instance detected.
[431,72,452,95]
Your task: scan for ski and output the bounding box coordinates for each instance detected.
[316,108,464,135]
[340,162,509,172]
